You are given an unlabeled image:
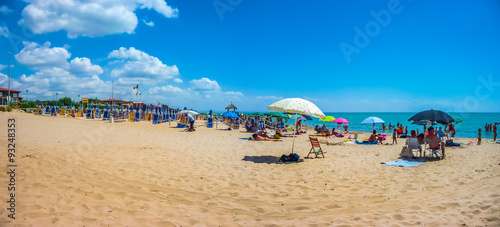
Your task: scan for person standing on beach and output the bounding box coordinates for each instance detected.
[187,114,195,131]
[478,128,482,145]
[437,127,445,141]
[392,129,398,145]
[494,122,498,141]
[449,123,455,137]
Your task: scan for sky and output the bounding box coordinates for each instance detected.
[1,0,499,112]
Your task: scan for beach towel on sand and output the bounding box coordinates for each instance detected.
[355,140,378,145]
[381,159,425,167]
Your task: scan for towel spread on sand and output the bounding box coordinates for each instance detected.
[381,159,426,167]
[355,140,378,145]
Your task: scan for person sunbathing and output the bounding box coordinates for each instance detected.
[257,128,269,138]
[425,127,445,158]
[321,124,328,134]
[276,129,293,137]
[249,133,282,141]
[368,130,383,144]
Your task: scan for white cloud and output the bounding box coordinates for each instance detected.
[108,47,179,85]
[143,19,155,27]
[148,85,183,95]
[173,78,183,83]
[69,57,103,75]
[0,72,7,85]
[13,67,108,98]
[0,6,13,15]
[189,77,221,90]
[18,0,178,38]
[0,64,6,71]
[256,95,283,100]
[15,41,71,69]
[0,26,8,38]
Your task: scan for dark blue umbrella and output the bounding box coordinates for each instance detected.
[411,120,437,125]
[408,109,454,125]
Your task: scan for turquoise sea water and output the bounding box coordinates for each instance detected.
[294,112,500,139]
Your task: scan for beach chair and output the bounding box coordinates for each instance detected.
[307,136,325,158]
[425,142,443,159]
[406,137,420,158]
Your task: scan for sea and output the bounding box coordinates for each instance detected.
[231,112,500,139]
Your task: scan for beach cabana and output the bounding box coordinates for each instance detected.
[225,103,237,112]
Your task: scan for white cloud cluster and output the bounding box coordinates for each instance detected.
[18,0,178,38]
[256,95,283,100]
[15,41,71,69]
[189,77,221,90]
[108,47,179,85]
[69,57,104,75]
[0,26,8,38]
[0,5,13,15]
[8,41,106,98]
[7,42,245,110]
[143,19,155,27]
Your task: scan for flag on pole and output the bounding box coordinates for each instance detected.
[133,84,139,95]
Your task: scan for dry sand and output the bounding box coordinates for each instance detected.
[0,112,499,226]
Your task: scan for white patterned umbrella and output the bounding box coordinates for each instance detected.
[268,98,325,118]
[267,98,325,154]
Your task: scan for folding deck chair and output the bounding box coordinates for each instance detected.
[407,137,420,158]
[425,142,443,159]
[307,136,325,158]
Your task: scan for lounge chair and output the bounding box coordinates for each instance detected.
[307,136,325,158]
[406,137,420,158]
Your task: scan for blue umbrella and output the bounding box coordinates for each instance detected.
[361,116,385,124]
[222,112,239,119]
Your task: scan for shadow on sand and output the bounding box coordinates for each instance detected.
[242,155,304,164]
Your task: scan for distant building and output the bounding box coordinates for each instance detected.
[0,88,22,106]
[101,98,133,108]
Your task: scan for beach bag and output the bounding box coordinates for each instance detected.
[399,146,411,158]
[279,153,300,162]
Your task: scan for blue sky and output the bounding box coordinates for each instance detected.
[1,0,499,112]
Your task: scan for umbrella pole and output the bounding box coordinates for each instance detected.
[292,113,297,154]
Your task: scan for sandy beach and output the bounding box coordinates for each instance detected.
[1,112,499,226]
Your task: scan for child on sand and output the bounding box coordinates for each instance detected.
[392,129,397,145]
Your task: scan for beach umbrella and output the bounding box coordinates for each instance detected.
[178,110,199,117]
[248,112,266,116]
[332,118,349,124]
[222,112,239,119]
[267,98,325,154]
[266,112,290,119]
[361,116,385,124]
[408,109,454,125]
[319,116,335,122]
[451,116,464,124]
[411,120,437,125]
